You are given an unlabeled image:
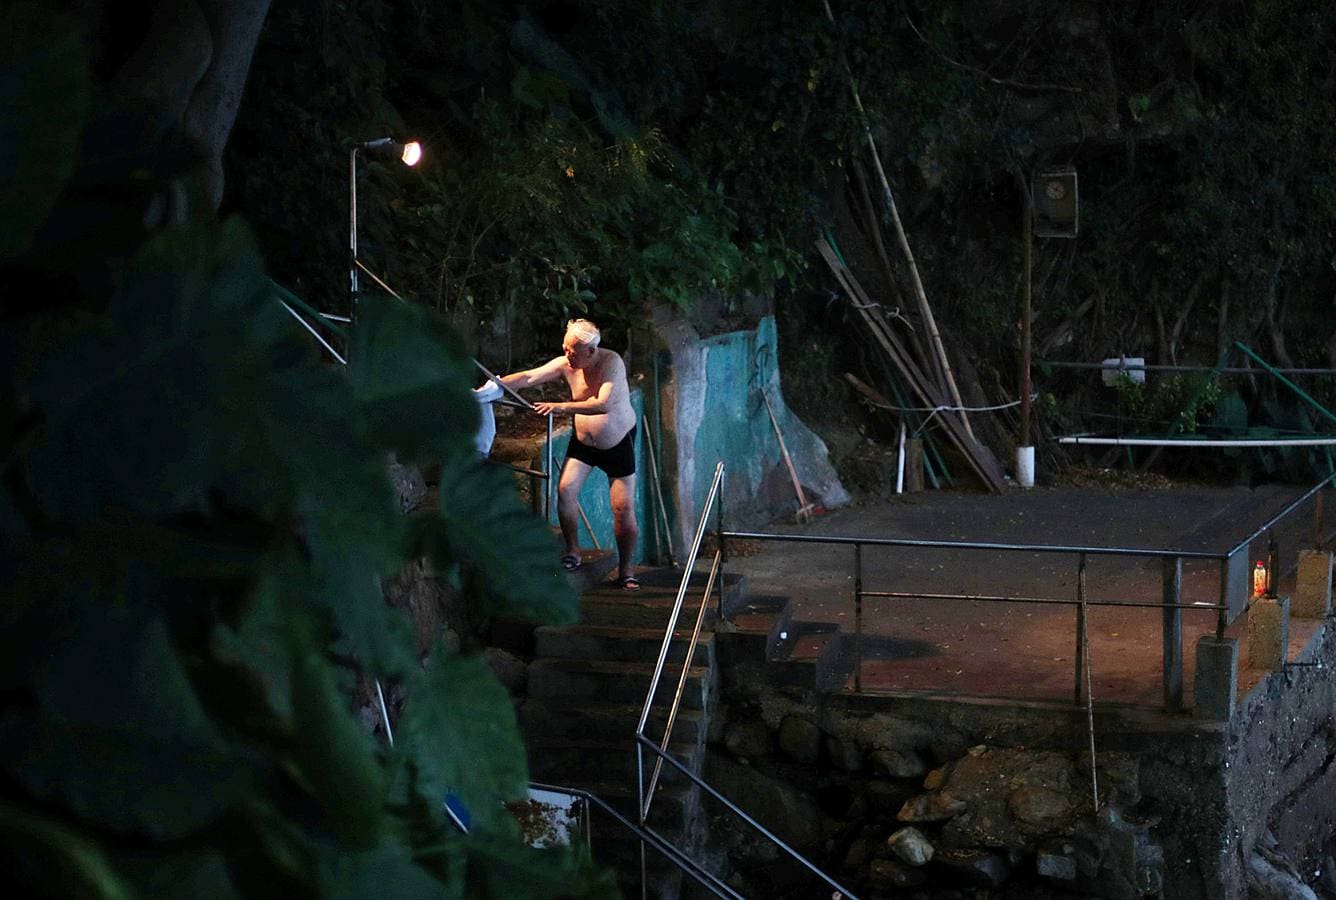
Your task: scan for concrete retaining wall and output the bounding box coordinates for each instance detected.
[654,314,849,555]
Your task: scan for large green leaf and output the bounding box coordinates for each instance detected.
[392,650,528,831]
[3,604,249,839]
[318,841,453,900]
[347,293,479,464]
[0,801,135,900]
[287,607,386,850]
[0,7,89,259]
[425,454,577,624]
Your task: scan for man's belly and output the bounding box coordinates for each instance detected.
[574,407,635,449]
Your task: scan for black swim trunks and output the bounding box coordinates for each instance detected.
[565,425,636,479]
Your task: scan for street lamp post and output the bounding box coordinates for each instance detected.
[349,137,422,314]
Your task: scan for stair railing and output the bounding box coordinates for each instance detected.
[634,460,858,900]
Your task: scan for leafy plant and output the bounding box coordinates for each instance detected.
[1,12,613,898]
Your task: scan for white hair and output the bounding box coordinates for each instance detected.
[565,318,601,348]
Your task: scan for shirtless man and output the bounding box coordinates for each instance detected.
[498,319,640,590]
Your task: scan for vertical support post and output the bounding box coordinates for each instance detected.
[349,147,360,315]
[1020,179,1033,450]
[545,412,554,524]
[716,466,726,620]
[1162,557,1184,712]
[1266,534,1279,599]
[1217,557,1230,639]
[1315,489,1325,549]
[854,543,864,693]
[1074,554,1087,705]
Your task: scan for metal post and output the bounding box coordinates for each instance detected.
[1217,557,1230,639]
[1020,177,1033,448]
[716,468,727,620]
[854,543,864,693]
[545,412,554,524]
[1266,534,1279,599]
[349,147,359,314]
[1162,557,1184,711]
[1074,554,1087,705]
[1316,490,1325,549]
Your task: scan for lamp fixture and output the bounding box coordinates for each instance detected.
[349,136,424,310]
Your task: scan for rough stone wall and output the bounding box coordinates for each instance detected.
[653,312,850,554]
[705,637,1336,899]
[1222,622,1336,898]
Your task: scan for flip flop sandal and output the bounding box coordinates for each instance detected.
[560,554,582,572]
[621,575,641,592]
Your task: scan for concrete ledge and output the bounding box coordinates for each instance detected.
[1193,635,1238,721]
[1293,550,1332,618]
[1247,596,1290,672]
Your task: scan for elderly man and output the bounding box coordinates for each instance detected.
[497,319,640,590]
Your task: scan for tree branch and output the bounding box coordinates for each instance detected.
[904,15,1084,94]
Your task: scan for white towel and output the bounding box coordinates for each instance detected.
[472,382,502,456]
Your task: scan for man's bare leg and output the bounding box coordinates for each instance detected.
[609,473,639,581]
[557,458,593,563]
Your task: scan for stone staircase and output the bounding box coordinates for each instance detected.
[501,557,857,897]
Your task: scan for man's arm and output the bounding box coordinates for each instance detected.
[498,357,566,391]
[533,354,626,415]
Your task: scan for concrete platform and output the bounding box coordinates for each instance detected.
[715,483,1332,708]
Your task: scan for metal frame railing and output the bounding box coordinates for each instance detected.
[525,782,734,898]
[274,273,558,523]
[634,461,858,900]
[719,471,1336,712]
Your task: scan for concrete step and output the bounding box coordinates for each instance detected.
[519,699,706,745]
[715,594,793,666]
[528,658,711,709]
[577,568,748,629]
[534,624,715,666]
[766,621,851,692]
[488,548,622,655]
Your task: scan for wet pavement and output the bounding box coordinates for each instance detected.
[713,483,1329,707]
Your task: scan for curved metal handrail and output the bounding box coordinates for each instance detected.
[634,460,858,900]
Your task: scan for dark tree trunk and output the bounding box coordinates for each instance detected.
[109,0,272,210]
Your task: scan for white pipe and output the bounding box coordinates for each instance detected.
[896,423,906,494]
[1058,435,1336,447]
[281,301,347,365]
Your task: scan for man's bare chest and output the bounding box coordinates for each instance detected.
[565,367,606,400]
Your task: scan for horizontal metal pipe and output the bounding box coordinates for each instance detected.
[861,590,1226,611]
[1227,473,1336,557]
[722,529,1223,560]
[1039,361,1336,376]
[1060,435,1336,448]
[526,783,739,899]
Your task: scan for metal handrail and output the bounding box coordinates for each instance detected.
[526,782,735,898]
[721,472,1334,710]
[635,461,858,900]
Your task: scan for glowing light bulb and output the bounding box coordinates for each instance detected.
[401,141,422,166]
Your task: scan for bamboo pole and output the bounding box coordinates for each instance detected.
[822,0,975,440]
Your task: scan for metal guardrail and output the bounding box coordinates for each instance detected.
[526,782,733,898]
[274,276,558,523]
[635,461,858,900]
[721,471,1335,712]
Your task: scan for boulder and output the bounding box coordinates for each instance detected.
[777,715,822,764]
[824,735,865,772]
[724,718,772,760]
[871,747,929,779]
[1008,784,1076,830]
[934,848,1010,888]
[703,751,823,850]
[887,827,935,866]
[897,790,967,823]
[868,858,926,890]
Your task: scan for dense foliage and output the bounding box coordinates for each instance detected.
[1,9,614,897]
[228,0,1336,478]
